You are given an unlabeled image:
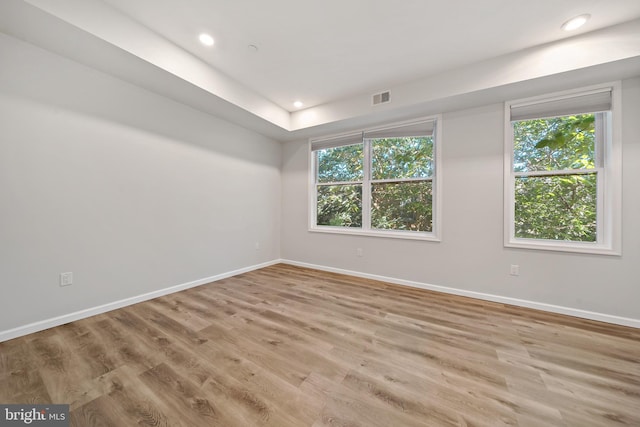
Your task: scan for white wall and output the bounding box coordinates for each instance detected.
[0,34,281,334]
[282,77,640,324]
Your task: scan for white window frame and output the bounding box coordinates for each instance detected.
[309,115,442,241]
[503,82,622,255]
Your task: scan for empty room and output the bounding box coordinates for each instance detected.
[1,1,639,426]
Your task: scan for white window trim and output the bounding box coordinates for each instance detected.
[308,115,442,241]
[503,82,622,255]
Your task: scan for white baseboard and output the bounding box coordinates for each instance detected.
[280,259,640,329]
[3,258,637,343]
[0,260,280,343]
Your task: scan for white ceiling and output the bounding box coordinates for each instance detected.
[3,0,640,140]
[99,0,640,111]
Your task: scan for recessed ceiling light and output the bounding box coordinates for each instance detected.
[199,33,215,46]
[293,101,304,108]
[561,14,590,32]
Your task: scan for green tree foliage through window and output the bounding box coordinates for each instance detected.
[372,181,432,231]
[316,144,363,227]
[371,137,433,231]
[371,137,433,179]
[513,114,598,242]
[317,144,363,183]
[314,131,435,233]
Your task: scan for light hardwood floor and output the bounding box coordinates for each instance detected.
[1,264,639,426]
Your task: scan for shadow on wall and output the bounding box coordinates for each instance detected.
[0,34,281,167]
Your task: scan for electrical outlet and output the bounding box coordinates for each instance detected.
[60,272,73,287]
[255,242,260,251]
[510,265,520,276]
[356,248,363,257]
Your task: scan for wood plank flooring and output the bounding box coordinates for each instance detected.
[1,263,639,426]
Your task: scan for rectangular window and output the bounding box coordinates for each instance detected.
[310,117,441,240]
[504,84,621,254]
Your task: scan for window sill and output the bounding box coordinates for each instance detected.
[505,238,620,256]
[309,226,441,241]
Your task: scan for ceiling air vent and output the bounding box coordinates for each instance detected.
[372,91,391,106]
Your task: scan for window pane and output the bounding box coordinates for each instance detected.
[316,185,362,227]
[371,181,432,232]
[371,137,433,180]
[513,114,596,173]
[317,144,363,183]
[514,174,597,242]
